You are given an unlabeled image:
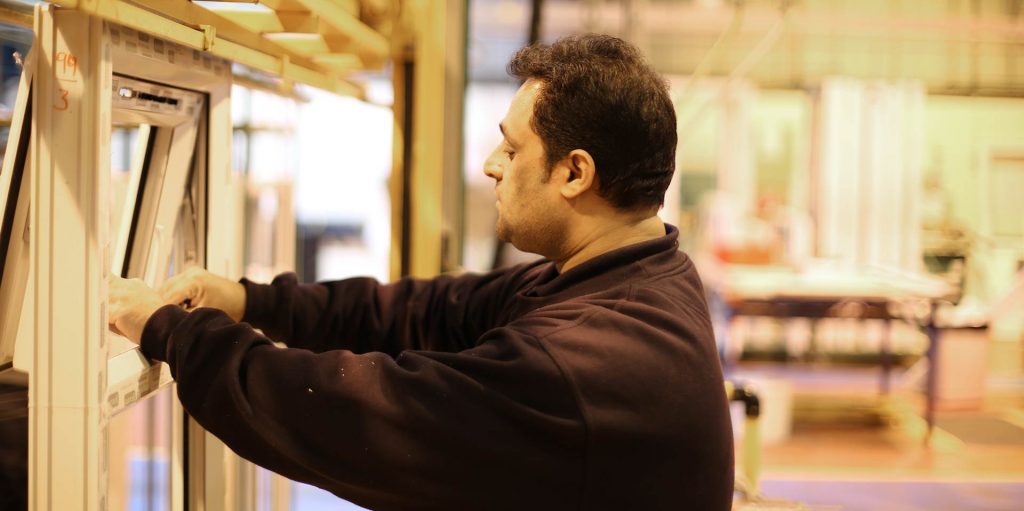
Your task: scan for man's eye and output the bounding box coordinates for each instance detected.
[504,150,515,161]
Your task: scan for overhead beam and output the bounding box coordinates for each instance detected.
[290,0,390,66]
[125,0,325,70]
[198,6,379,70]
[260,0,357,17]
[263,33,329,55]
[214,36,363,96]
[322,33,359,54]
[255,0,306,11]
[201,7,321,34]
[48,0,363,97]
[232,71,311,102]
[0,2,32,27]
[276,10,321,32]
[199,0,386,67]
[312,53,362,73]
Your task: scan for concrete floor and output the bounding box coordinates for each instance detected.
[731,340,1024,510]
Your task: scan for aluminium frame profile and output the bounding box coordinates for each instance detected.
[27,5,245,510]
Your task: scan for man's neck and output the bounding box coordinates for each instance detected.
[554,216,666,273]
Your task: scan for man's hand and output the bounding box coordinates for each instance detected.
[108,274,165,343]
[158,266,246,321]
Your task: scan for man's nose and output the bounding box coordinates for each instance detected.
[483,149,503,180]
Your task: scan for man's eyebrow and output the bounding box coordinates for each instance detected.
[499,123,519,148]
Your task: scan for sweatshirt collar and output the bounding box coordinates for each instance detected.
[523,224,680,298]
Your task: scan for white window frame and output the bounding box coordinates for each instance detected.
[0,45,33,373]
[10,5,245,511]
[105,74,205,410]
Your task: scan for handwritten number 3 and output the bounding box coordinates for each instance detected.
[55,88,68,111]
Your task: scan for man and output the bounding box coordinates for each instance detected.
[110,34,734,510]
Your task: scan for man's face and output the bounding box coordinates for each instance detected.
[483,80,565,255]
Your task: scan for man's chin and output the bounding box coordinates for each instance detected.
[494,223,510,243]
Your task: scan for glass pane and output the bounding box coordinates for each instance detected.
[107,385,173,511]
[0,25,32,169]
[110,124,144,275]
[108,124,146,361]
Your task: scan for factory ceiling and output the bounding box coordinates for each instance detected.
[0,0,1019,97]
[470,0,1024,97]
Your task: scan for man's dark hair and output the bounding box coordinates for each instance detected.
[508,34,677,212]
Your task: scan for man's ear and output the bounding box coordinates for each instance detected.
[559,149,596,200]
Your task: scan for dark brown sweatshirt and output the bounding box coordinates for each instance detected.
[141,225,734,510]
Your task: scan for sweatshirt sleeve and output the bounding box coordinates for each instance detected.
[240,264,540,356]
[139,304,584,511]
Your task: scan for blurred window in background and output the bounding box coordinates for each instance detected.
[232,84,300,283]
[292,83,393,283]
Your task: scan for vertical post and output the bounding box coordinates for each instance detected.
[743,415,761,497]
[390,57,413,279]
[390,0,465,279]
[170,397,187,511]
[269,471,293,511]
[407,0,442,279]
[880,317,892,395]
[184,417,204,510]
[29,6,110,510]
[439,0,466,273]
[199,59,246,511]
[924,301,940,441]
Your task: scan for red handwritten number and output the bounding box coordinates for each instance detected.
[56,52,77,77]
[55,88,68,111]
[53,50,76,111]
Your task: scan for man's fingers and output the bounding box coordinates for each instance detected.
[158,273,197,306]
[159,266,211,306]
[108,276,138,303]
[105,276,163,343]
[106,278,137,340]
[108,319,126,338]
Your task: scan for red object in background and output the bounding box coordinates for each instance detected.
[713,244,777,265]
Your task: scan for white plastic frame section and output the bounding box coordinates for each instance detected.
[0,47,33,373]
[27,6,243,511]
[105,73,204,413]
